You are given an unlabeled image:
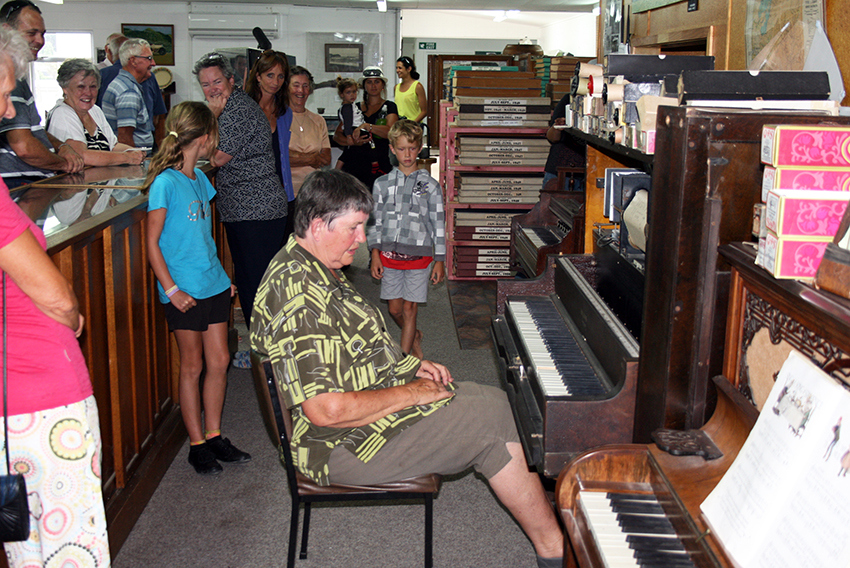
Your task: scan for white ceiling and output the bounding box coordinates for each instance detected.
[69,0,599,13]
[177,0,598,11]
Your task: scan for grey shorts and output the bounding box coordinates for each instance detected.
[327,382,518,484]
[380,265,430,303]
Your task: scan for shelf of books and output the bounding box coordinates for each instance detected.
[440,91,551,280]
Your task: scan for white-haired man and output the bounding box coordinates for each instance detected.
[100,37,155,149]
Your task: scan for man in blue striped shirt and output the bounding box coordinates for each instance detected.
[100,38,154,150]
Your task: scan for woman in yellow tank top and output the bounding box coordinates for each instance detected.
[394,56,427,123]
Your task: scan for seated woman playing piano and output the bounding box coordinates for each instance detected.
[250,169,564,568]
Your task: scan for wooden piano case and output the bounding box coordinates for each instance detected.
[556,241,850,567]
[720,242,850,405]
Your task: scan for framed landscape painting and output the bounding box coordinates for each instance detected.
[121,24,175,66]
[325,43,363,73]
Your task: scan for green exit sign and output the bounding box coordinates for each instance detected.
[419,42,437,50]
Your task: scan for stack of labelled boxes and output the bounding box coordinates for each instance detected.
[757,124,850,280]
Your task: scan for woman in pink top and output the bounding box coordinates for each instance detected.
[0,28,110,568]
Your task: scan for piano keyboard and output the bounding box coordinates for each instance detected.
[579,491,697,568]
[506,298,605,397]
[520,226,562,249]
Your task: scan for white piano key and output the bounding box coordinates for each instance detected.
[579,491,695,568]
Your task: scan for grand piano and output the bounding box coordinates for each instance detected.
[492,108,850,479]
[554,242,850,567]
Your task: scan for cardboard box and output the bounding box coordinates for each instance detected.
[759,231,831,280]
[761,124,850,167]
[761,165,850,200]
[764,189,849,238]
[638,129,656,154]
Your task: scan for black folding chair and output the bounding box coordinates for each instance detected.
[250,351,441,568]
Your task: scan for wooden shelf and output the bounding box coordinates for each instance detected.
[440,105,546,281]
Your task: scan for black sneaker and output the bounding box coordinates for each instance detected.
[188,443,223,476]
[205,436,252,464]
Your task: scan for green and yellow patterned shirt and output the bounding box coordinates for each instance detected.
[250,236,453,485]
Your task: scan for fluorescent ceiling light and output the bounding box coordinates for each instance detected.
[494,9,520,22]
[377,0,387,11]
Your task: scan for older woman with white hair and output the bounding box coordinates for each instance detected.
[193,52,287,351]
[0,27,111,568]
[47,58,146,166]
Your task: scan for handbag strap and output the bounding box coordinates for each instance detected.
[2,271,11,475]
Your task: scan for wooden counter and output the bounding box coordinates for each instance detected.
[9,162,224,557]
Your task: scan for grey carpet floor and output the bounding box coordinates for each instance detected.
[112,244,540,568]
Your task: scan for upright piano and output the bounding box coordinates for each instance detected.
[510,166,586,278]
[494,109,850,480]
[510,189,585,278]
[492,246,643,477]
[555,242,850,568]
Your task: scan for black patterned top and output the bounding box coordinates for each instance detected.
[216,88,287,222]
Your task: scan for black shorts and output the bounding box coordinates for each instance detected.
[163,288,231,332]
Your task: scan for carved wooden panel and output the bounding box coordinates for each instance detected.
[739,289,850,410]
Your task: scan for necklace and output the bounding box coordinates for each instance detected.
[292,111,306,132]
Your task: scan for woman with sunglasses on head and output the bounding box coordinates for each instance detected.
[333,66,398,190]
[193,52,287,353]
[244,50,296,237]
[394,56,427,124]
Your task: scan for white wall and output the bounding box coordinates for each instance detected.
[400,10,597,57]
[539,14,598,58]
[35,3,596,113]
[37,2,399,113]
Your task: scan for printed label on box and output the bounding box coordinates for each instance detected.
[761,125,850,168]
[764,189,850,238]
[762,232,831,280]
[761,165,850,200]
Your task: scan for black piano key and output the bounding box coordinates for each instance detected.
[616,514,677,534]
[627,535,687,552]
[612,501,665,514]
[608,492,659,501]
[634,553,697,568]
[634,550,692,564]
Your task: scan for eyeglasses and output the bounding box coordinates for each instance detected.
[0,0,37,23]
[363,68,383,78]
[133,55,153,61]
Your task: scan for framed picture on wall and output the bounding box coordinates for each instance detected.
[121,23,175,66]
[325,43,363,73]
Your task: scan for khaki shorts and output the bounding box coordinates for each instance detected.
[380,265,430,303]
[327,382,518,484]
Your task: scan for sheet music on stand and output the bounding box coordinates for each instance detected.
[701,350,850,568]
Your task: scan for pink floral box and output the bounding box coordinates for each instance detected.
[761,166,850,201]
[760,231,832,280]
[761,125,850,168]
[764,189,850,238]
